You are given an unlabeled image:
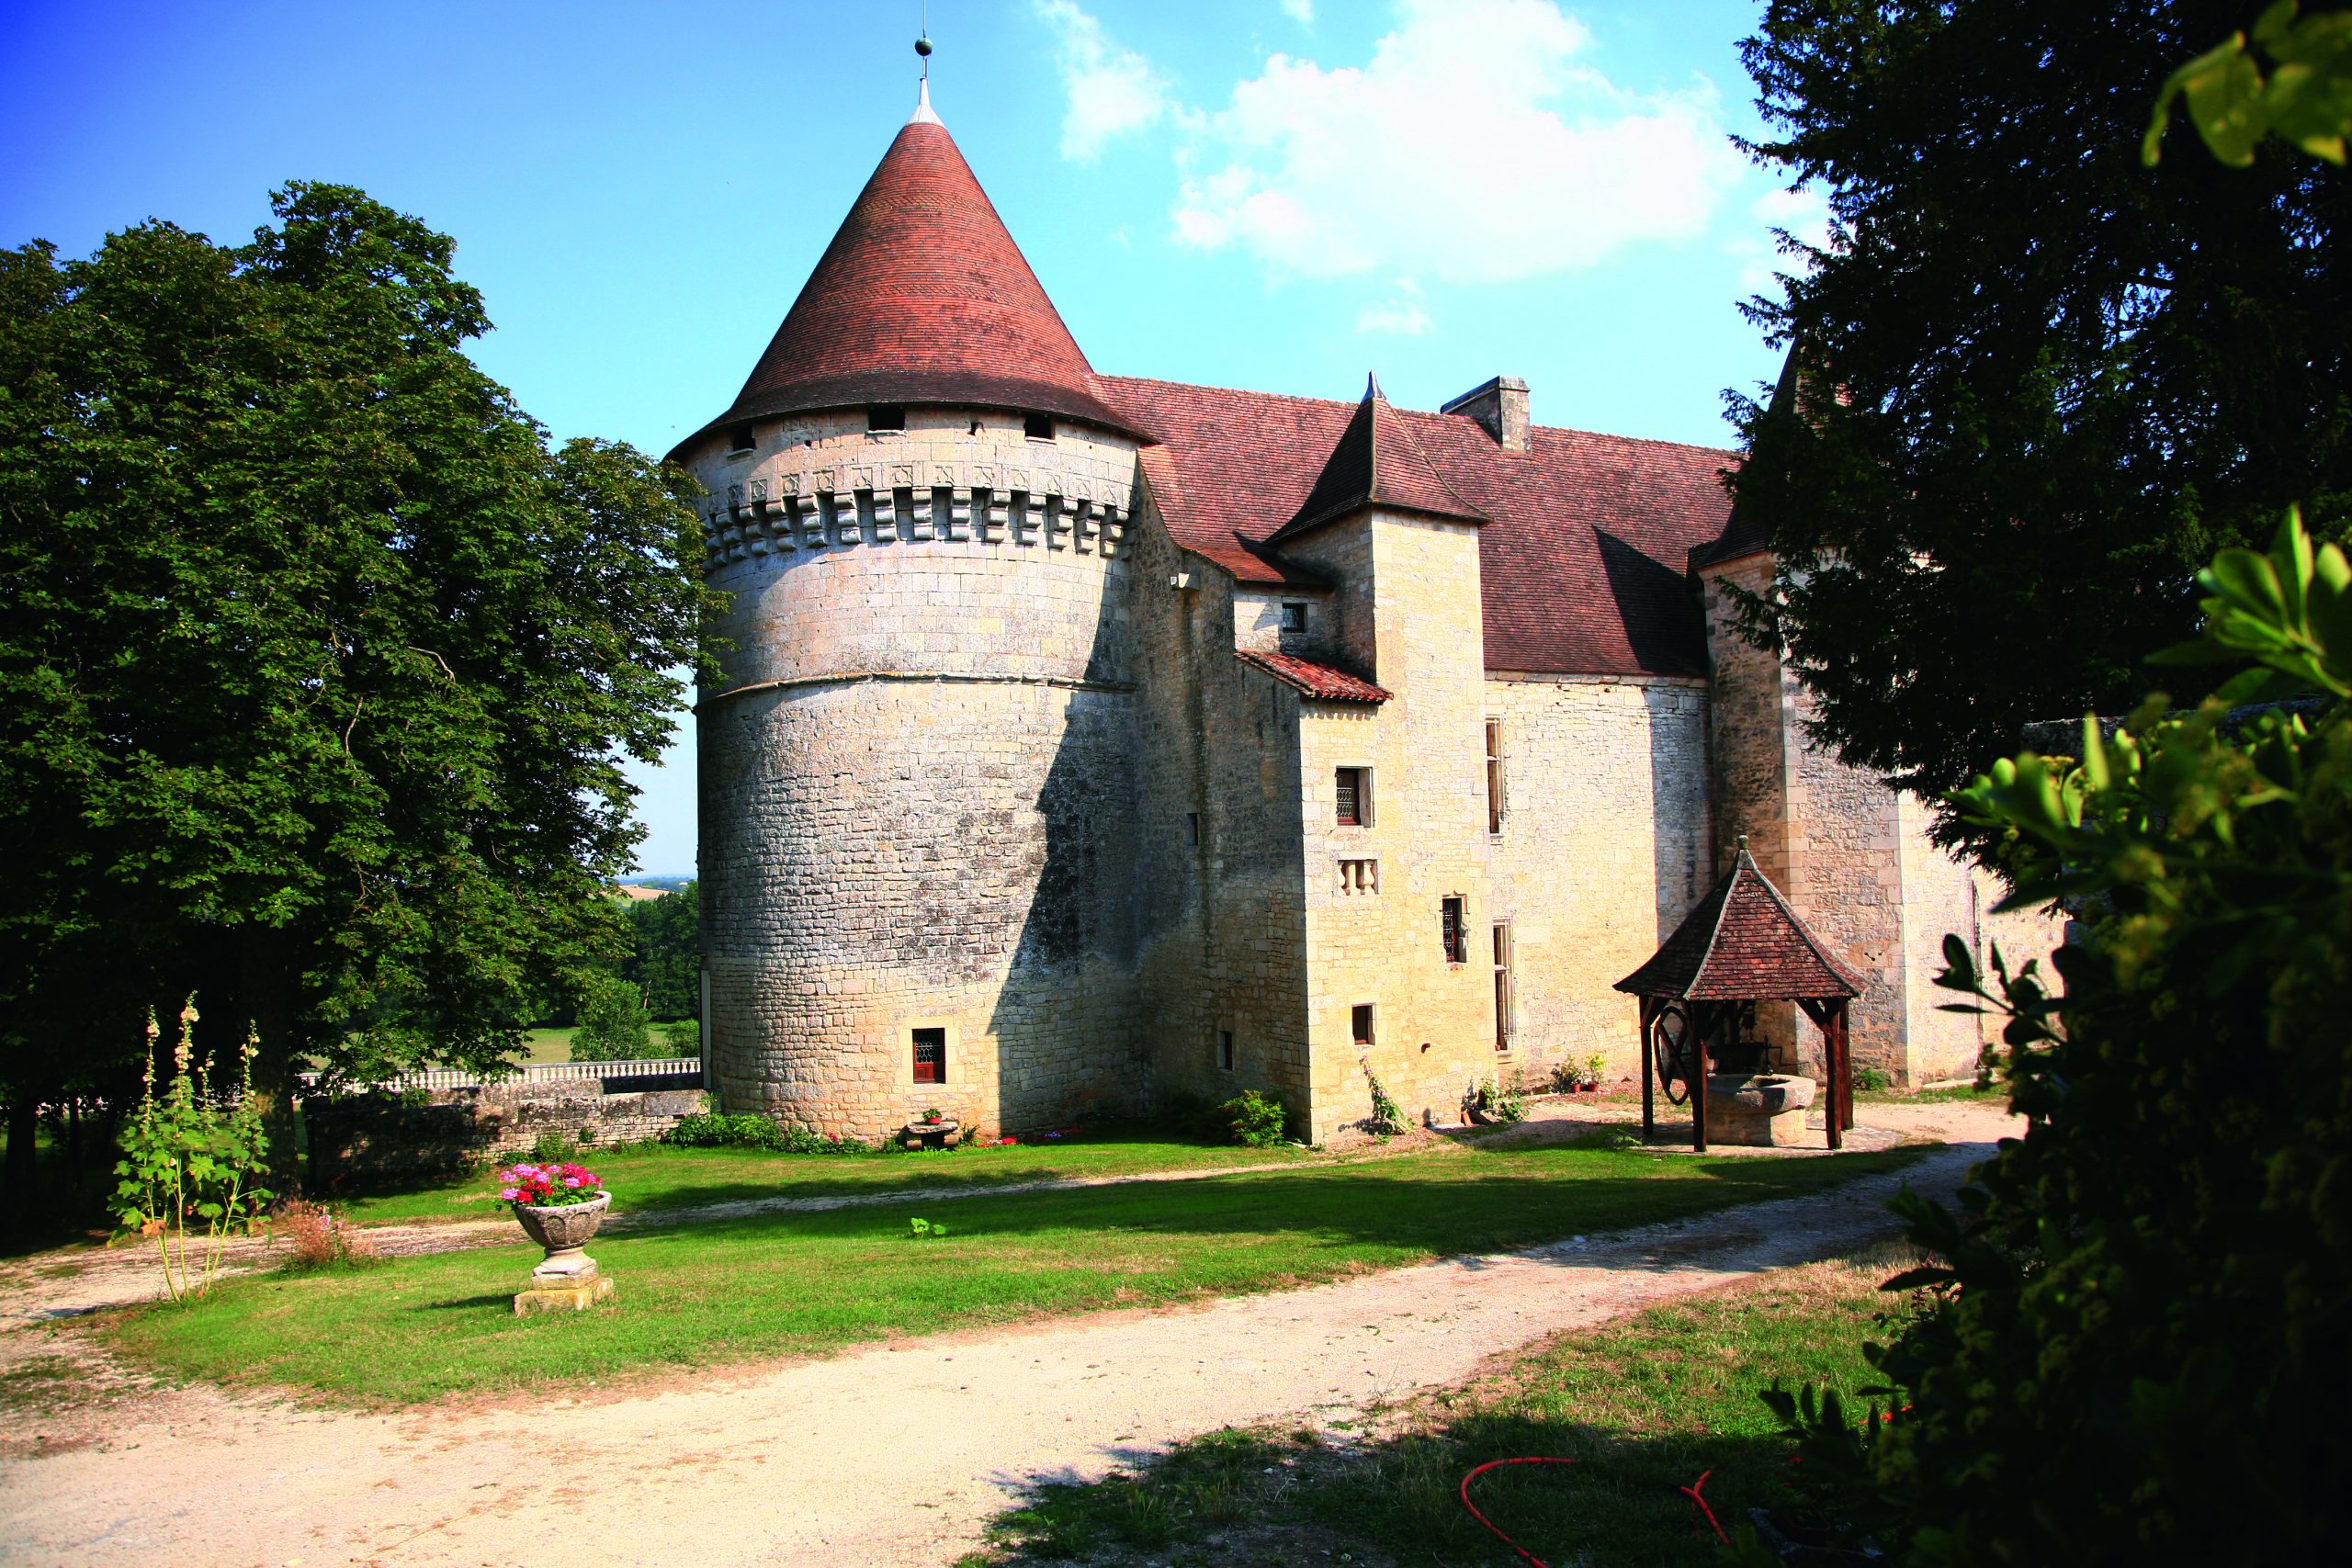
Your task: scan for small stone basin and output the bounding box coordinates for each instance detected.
[1703,1073,1817,1146]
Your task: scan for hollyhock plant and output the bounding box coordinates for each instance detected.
[496,1161,605,1209]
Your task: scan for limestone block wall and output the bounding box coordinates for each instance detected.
[1700,553,2064,1086]
[1282,512,1495,1142]
[1483,672,1712,1089]
[1127,506,1314,1121]
[689,408,1146,1139]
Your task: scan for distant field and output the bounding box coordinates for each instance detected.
[520,1026,579,1063]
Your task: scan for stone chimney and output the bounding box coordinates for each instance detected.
[1442,375,1530,453]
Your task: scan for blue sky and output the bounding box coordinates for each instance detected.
[1,0,1815,878]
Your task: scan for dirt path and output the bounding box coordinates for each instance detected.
[0,1100,2009,1568]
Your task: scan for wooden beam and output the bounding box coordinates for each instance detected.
[1826,1001,1850,1150]
[1692,1001,1709,1154]
[1638,995,1656,1142]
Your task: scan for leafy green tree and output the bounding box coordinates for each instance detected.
[1725,0,2352,835]
[620,881,700,1021]
[571,971,655,1063]
[0,185,719,1184]
[1753,514,2351,1563]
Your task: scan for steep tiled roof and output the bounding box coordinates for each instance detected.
[1270,377,1486,541]
[681,114,1135,452]
[1613,848,1864,1001]
[1097,376,1737,677]
[1236,649,1393,704]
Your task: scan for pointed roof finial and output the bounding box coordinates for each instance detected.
[910,24,941,124]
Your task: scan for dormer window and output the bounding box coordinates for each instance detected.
[727,423,757,456]
[867,404,906,432]
[1023,413,1056,441]
[1280,602,1308,634]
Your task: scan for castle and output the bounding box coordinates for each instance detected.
[676,84,2052,1144]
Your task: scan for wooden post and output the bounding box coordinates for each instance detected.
[1691,1002,1709,1154]
[1638,996,1656,1142]
[1827,1000,1851,1150]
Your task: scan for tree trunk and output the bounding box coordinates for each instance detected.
[3,1095,39,1233]
[237,924,301,1181]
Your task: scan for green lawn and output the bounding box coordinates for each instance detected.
[334,1130,1324,1225]
[518,1025,579,1063]
[107,1140,1924,1406]
[1858,1080,2004,1105]
[971,1247,1909,1567]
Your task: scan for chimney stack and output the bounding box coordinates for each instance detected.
[1442,375,1529,453]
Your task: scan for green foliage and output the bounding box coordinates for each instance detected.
[2147,2,2352,165]
[661,1017,700,1057]
[528,1131,580,1166]
[1776,513,2352,1562]
[1852,1066,1892,1092]
[0,184,722,1120]
[619,881,700,1021]
[111,999,275,1303]
[1218,1089,1293,1147]
[1471,1074,1527,1124]
[1361,1075,1408,1137]
[1724,0,2352,842]
[1581,1052,1608,1087]
[905,1215,950,1239]
[571,971,654,1062]
[662,1111,871,1156]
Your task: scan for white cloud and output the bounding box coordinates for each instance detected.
[1035,0,1171,162]
[1356,277,1432,335]
[1171,0,1742,285]
[1279,0,1316,23]
[1732,183,1835,297]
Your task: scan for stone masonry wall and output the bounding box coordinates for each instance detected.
[1283,511,1495,1142]
[1484,672,1713,1089]
[690,409,1147,1140]
[1128,503,1314,1122]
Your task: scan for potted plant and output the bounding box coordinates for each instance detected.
[1581,1053,1607,1093]
[499,1159,611,1277]
[922,1107,944,1125]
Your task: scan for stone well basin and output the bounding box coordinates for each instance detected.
[1702,1072,1817,1147]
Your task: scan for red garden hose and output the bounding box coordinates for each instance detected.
[1460,1457,1729,1567]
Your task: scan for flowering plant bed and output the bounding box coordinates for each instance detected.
[498,1161,605,1207]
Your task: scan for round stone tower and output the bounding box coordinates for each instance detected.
[676,83,1147,1138]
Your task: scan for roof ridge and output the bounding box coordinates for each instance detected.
[1378,387,1484,522]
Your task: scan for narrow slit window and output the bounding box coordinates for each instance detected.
[1187,811,1200,847]
[1335,767,1366,827]
[867,404,906,431]
[1218,1029,1236,1072]
[1023,412,1056,441]
[1492,922,1514,1051]
[1351,1004,1375,1049]
[1485,718,1505,835]
[911,1027,946,1084]
[1442,896,1468,964]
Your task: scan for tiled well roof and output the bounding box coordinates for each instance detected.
[1235,649,1393,704]
[1097,376,1739,677]
[1613,848,1865,1001]
[681,114,1135,452]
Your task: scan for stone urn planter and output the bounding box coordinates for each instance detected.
[900,1118,962,1150]
[511,1191,613,1313]
[1702,1073,1818,1147]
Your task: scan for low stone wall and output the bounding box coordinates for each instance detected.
[303,1081,705,1190]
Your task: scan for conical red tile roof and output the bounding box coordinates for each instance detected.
[1267,377,1487,542]
[685,109,1136,447]
[1614,847,1864,1001]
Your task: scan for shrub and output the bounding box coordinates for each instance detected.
[528,1130,579,1165]
[1760,514,2352,1564]
[1217,1089,1291,1148]
[1853,1066,1892,1092]
[1362,1074,1409,1136]
[662,1017,700,1056]
[662,1111,871,1156]
[1471,1074,1527,1125]
[272,1198,379,1270]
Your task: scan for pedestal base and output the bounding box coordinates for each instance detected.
[1702,1074,1820,1147]
[515,1255,610,1314]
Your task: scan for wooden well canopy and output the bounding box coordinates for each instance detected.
[1613,846,1866,1152]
